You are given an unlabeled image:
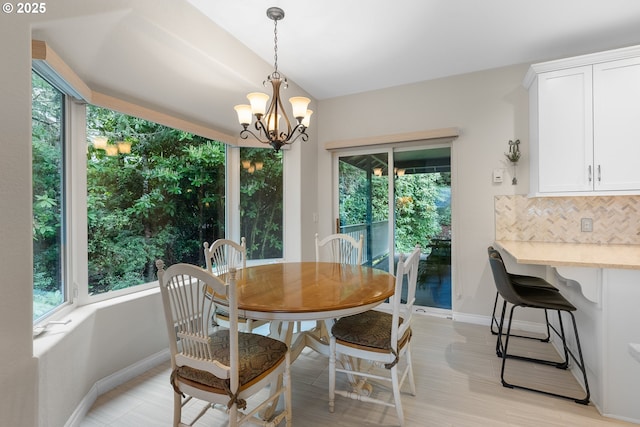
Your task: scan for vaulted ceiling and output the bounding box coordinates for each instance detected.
[30,0,640,138]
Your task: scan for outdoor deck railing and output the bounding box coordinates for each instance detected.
[340,221,389,265]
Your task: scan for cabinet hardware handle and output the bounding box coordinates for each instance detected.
[588,165,592,182]
[598,165,601,182]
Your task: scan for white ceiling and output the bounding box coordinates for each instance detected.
[30,0,640,137]
[188,0,640,99]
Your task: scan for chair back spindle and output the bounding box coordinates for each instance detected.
[315,233,363,265]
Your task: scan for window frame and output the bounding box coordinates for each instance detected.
[32,68,72,322]
[31,40,290,322]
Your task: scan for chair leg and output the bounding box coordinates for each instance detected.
[391,365,405,426]
[500,305,590,404]
[284,351,293,426]
[406,344,416,396]
[567,310,591,405]
[328,336,336,413]
[493,291,551,342]
[173,391,181,427]
[496,299,508,358]
[499,306,567,368]
[554,310,570,369]
[490,291,501,335]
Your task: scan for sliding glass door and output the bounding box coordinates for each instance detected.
[336,146,451,310]
[337,152,391,270]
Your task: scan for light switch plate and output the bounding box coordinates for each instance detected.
[492,169,504,183]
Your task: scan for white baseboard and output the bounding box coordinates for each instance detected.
[64,349,170,427]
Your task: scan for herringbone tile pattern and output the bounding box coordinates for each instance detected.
[495,195,640,244]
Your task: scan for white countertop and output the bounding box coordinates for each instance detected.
[495,240,640,270]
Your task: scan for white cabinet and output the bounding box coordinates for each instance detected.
[536,66,593,193]
[526,46,640,195]
[593,57,640,191]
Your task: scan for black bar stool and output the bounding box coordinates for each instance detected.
[488,251,590,404]
[488,246,558,344]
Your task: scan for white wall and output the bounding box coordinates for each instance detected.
[315,64,547,319]
[35,291,168,427]
[0,19,39,427]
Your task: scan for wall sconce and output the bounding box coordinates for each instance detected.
[504,139,521,185]
[396,168,405,177]
[373,167,383,176]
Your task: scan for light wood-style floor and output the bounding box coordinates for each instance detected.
[80,315,636,426]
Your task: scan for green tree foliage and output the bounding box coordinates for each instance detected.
[240,147,283,259]
[339,161,389,226]
[32,72,64,318]
[394,174,443,253]
[86,106,226,294]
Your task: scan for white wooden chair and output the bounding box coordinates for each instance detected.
[315,232,363,265]
[203,237,266,333]
[328,245,420,426]
[156,260,292,427]
[310,232,364,335]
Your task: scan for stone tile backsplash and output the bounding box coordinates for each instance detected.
[495,195,640,244]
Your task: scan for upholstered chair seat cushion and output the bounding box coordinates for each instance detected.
[332,310,411,351]
[173,330,287,393]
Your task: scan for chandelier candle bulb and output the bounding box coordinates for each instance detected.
[289,96,311,121]
[267,113,281,133]
[302,110,313,127]
[234,104,252,126]
[247,92,269,117]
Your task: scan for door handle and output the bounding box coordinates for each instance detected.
[588,165,592,183]
[597,165,601,182]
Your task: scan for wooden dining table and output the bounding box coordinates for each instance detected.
[223,261,396,360]
[222,261,396,419]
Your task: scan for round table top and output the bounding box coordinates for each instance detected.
[231,262,395,320]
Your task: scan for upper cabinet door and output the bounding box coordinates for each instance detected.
[593,57,640,191]
[537,66,594,193]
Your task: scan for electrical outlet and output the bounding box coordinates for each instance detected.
[581,218,593,232]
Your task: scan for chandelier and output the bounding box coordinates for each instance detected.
[234,7,312,152]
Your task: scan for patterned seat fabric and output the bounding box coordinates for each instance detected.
[173,330,287,392]
[332,310,410,351]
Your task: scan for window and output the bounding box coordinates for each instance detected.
[32,70,66,320]
[86,106,226,295]
[239,147,283,260]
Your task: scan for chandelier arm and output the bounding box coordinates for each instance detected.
[284,125,309,145]
[239,126,270,145]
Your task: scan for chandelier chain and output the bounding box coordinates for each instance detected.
[273,19,279,74]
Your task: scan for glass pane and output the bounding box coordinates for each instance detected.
[394,147,451,309]
[86,106,225,295]
[32,71,65,320]
[239,147,283,260]
[338,153,389,269]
